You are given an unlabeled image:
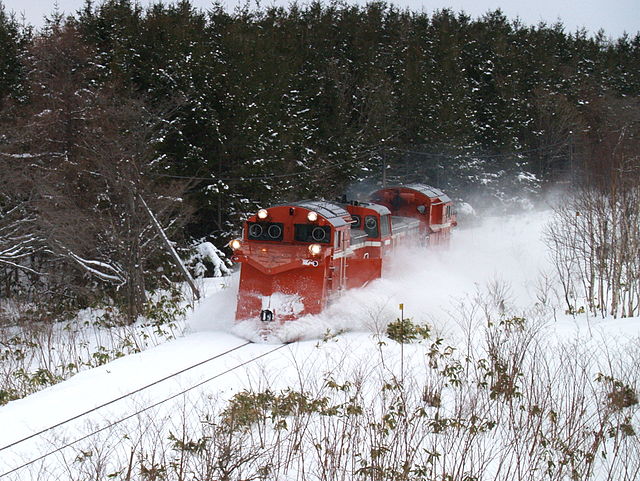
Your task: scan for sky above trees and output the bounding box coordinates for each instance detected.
[1,0,638,38]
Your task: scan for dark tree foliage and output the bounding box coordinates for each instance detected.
[0,0,638,316]
[0,4,27,107]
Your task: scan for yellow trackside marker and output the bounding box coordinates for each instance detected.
[399,303,404,310]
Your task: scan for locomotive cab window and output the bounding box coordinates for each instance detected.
[380,214,390,237]
[364,215,379,238]
[295,224,331,243]
[247,222,284,241]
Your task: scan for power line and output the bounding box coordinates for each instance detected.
[0,342,287,478]
[0,341,251,456]
[153,148,380,183]
[389,139,570,159]
[153,140,571,184]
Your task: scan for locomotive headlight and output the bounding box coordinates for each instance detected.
[307,211,318,222]
[229,239,242,251]
[257,209,269,220]
[308,243,322,256]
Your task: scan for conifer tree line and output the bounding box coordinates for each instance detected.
[0,0,638,319]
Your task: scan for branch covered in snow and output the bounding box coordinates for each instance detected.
[63,248,125,285]
[0,209,44,274]
[187,241,232,278]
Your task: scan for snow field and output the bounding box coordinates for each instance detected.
[0,210,638,480]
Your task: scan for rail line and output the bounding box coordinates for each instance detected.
[0,340,287,478]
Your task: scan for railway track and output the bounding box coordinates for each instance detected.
[0,339,288,478]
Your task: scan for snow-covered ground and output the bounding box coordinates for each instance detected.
[1,210,638,480]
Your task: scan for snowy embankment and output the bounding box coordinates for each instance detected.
[0,210,638,480]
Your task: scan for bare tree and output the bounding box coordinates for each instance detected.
[545,96,640,318]
[0,22,192,322]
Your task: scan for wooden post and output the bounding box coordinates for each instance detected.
[382,149,387,187]
[138,194,201,300]
[399,303,404,385]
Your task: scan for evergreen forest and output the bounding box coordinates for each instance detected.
[0,0,639,320]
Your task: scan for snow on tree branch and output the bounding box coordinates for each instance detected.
[64,249,125,285]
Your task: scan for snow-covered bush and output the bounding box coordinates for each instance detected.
[186,241,232,279]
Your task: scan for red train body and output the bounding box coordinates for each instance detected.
[230,184,456,324]
[370,184,456,244]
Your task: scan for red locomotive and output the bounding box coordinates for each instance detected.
[229,184,456,324]
[370,184,456,245]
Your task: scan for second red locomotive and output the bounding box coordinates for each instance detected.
[229,184,455,324]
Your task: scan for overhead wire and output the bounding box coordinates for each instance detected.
[389,138,571,159]
[153,140,571,184]
[153,146,383,183]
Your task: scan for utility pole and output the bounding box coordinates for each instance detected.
[138,194,201,300]
[381,148,387,187]
[569,132,574,181]
[399,303,404,385]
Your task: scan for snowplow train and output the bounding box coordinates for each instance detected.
[229,184,456,325]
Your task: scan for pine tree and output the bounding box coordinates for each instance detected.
[0,3,28,108]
